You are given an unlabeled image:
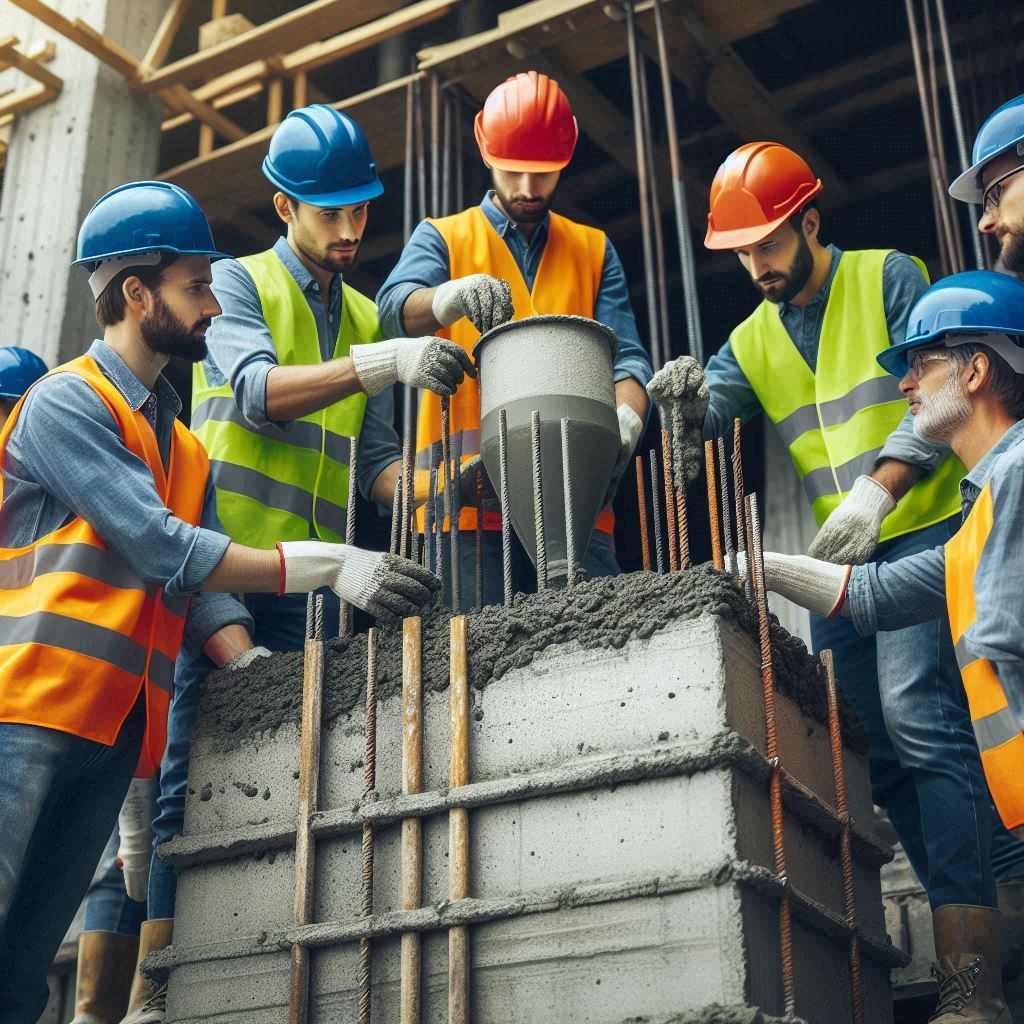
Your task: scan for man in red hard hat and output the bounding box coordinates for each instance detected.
[377,70,653,609]
[647,141,1024,924]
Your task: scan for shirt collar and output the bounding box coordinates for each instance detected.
[273,235,342,296]
[481,190,550,241]
[87,339,182,417]
[779,243,843,316]
[961,419,1024,496]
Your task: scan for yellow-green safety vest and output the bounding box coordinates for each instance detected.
[730,249,964,541]
[192,247,380,547]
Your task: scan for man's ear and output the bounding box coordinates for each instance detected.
[273,192,295,225]
[122,275,146,313]
[802,207,821,242]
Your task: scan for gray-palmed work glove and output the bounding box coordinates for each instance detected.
[735,550,851,619]
[806,475,896,565]
[432,274,514,333]
[645,356,710,486]
[603,403,645,505]
[279,541,439,621]
[351,336,476,397]
[223,646,272,672]
[117,776,159,903]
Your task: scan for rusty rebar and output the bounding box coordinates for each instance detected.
[717,436,735,572]
[732,419,751,599]
[822,648,865,1024]
[561,417,577,586]
[675,487,691,569]
[649,449,666,573]
[498,408,513,607]
[636,455,651,572]
[661,428,679,571]
[475,466,484,610]
[531,410,548,590]
[705,440,723,571]
[747,492,796,1016]
[357,626,379,1024]
[389,478,402,557]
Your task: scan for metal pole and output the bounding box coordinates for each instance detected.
[732,419,750,599]
[340,436,358,637]
[400,433,413,561]
[404,80,415,243]
[425,466,438,574]
[498,408,513,606]
[475,467,484,610]
[450,429,463,612]
[717,436,735,573]
[705,440,723,571]
[636,455,652,572]
[649,449,666,573]
[561,417,577,587]
[414,75,426,224]
[660,427,679,571]
[357,626,379,1024]
[440,397,454,607]
[442,90,453,218]
[651,0,703,363]
[390,478,402,556]
[624,0,662,370]
[430,72,440,217]
[531,410,548,590]
[448,615,470,1024]
[400,616,423,1024]
[455,90,465,210]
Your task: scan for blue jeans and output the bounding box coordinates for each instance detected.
[148,588,340,919]
[811,516,1024,910]
[0,695,145,1024]
[82,824,147,936]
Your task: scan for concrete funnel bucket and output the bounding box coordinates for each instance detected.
[474,315,620,584]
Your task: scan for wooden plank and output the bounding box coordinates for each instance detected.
[0,82,55,118]
[0,35,63,92]
[140,0,192,73]
[164,83,246,142]
[162,82,263,132]
[135,0,405,93]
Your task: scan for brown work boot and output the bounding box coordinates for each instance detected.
[928,904,1012,1022]
[69,930,139,1024]
[119,918,173,1024]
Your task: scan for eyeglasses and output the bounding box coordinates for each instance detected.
[907,349,950,374]
[982,162,1024,213]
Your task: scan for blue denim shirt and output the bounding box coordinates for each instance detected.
[0,340,252,654]
[375,191,653,389]
[704,246,947,472]
[847,419,1024,726]
[201,236,401,499]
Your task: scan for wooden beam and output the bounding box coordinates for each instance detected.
[0,35,63,93]
[135,0,405,93]
[161,81,263,131]
[163,83,246,142]
[140,0,193,73]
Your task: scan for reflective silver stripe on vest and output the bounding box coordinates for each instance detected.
[801,448,881,504]
[0,610,174,692]
[0,543,147,593]
[954,633,978,672]
[775,377,904,448]
[210,460,347,536]
[973,706,1022,753]
[193,396,352,465]
[415,428,481,470]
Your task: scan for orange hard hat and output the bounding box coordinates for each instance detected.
[474,71,578,173]
[704,142,823,250]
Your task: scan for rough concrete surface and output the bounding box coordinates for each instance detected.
[195,567,865,753]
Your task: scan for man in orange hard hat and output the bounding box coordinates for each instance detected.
[647,142,1024,920]
[377,71,653,609]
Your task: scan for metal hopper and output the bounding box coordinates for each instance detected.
[473,315,620,584]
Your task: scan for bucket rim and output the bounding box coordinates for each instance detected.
[471,313,620,363]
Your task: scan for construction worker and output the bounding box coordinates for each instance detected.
[647,142,1024,928]
[119,105,473,1023]
[0,347,47,428]
[0,179,437,1024]
[376,71,652,608]
[752,270,1024,1022]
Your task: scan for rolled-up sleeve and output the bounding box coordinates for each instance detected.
[598,239,653,389]
[703,338,764,439]
[376,221,452,339]
[846,546,947,635]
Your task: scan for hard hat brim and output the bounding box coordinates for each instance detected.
[877,327,1024,376]
[262,159,385,208]
[704,210,796,251]
[479,150,572,173]
[71,243,232,269]
[948,160,986,204]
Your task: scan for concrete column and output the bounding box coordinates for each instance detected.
[0,0,169,369]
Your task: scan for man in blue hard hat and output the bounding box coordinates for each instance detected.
[0,179,437,1024]
[0,347,48,428]
[749,270,1024,1023]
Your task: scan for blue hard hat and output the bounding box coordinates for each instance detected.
[0,347,49,400]
[262,104,384,207]
[72,181,231,269]
[949,94,1024,203]
[878,271,1024,376]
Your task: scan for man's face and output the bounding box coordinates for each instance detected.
[734,218,815,304]
[899,348,972,443]
[978,150,1024,273]
[490,167,561,225]
[138,256,221,363]
[285,198,368,275]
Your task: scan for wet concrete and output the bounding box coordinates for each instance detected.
[194,567,866,754]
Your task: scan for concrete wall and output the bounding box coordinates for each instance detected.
[0,0,169,369]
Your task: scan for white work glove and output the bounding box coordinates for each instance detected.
[736,550,851,619]
[603,404,645,505]
[117,776,158,903]
[806,475,896,565]
[280,541,439,621]
[223,646,272,672]
[646,356,710,485]
[351,336,476,397]
[431,274,514,333]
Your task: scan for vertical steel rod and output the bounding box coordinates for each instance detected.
[649,449,666,573]
[450,430,463,613]
[357,627,379,1024]
[732,419,750,598]
[442,89,453,218]
[425,465,437,574]
[561,417,577,587]
[400,433,413,561]
[429,72,440,216]
[660,428,679,571]
[414,74,426,225]
[531,410,547,590]
[675,487,691,570]
[440,398,454,606]
[404,80,415,243]
[454,89,465,210]
[748,493,796,1016]
[705,440,723,571]
[448,615,470,1024]
[498,409,513,606]
[390,479,402,557]
[636,455,652,572]
[475,467,484,610]
[717,436,735,572]
[340,436,359,637]
[400,616,423,1024]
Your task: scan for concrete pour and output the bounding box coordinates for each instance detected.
[159,570,895,1023]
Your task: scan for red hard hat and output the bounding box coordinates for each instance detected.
[474,71,578,173]
[704,142,823,250]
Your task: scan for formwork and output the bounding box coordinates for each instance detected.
[151,569,904,1024]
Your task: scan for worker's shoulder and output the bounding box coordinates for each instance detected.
[549,210,606,245]
[989,431,1024,490]
[14,368,111,437]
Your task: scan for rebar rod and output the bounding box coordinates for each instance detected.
[455,89,465,210]
[448,615,470,1023]
[429,72,440,217]
[717,436,735,572]
[747,493,796,1016]
[400,433,413,561]
[357,627,379,1024]
[636,455,652,572]
[498,409,513,606]
[339,436,359,637]
[705,440,723,571]
[475,467,484,610]
[450,429,463,613]
[649,449,666,573]
[675,487,691,570]
[822,648,865,1024]
[561,417,577,586]
[400,616,423,1024]
[390,479,402,557]
[661,428,679,571]
[440,397,453,606]
[442,89,452,218]
[404,80,414,243]
[732,419,750,599]
[414,74,426,226]
[531,410,548,590]
[425,466,437,575]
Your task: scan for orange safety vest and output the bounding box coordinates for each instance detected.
[0,355,209,777]
[420,205,612,532]
[945,483,1024,830]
